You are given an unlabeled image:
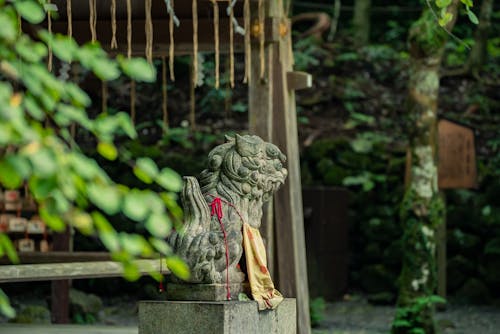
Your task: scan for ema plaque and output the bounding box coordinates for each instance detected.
[438,119,477,189]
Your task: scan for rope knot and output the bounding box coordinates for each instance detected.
[210,197,224,220]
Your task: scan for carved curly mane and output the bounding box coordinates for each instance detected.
[169,134,287,284]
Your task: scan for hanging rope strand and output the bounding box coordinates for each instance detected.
[47,0,53,72]
[243,0,251,83]
[145,0,153,63]
[211,0,220,89]
[192,0,198,88]
[228,0,234,88]
[161,56,169,131]
[126,0,132,58]
[130,80,136,124]
[166,0,178,81]
[89,0,97,42]
[67,0,72,37]
[101,81,108,113]
[258,0,265,80]
[111,0,118,49]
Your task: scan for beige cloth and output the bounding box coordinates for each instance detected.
[242,223,284,310]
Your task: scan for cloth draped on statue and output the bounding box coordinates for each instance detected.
[242,222,283,310]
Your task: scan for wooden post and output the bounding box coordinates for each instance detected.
[51,228,71,324]
[248,1,311,333]
[248,0,275,277]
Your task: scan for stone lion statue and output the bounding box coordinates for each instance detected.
[168,134,288,286]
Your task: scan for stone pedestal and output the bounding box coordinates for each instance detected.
[138,298,296,334]
[166,283,250,301]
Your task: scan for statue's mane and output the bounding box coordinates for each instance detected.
[198,135,287,205]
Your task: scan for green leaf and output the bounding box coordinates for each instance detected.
[116,112,137,139]
[166,256,190,280]
[39,206,66,231]
[24,94,45,120]
[29,148,58,177]
[29,176,58,200]
[0,160,23,189]
[14,1,45,24]
[134,158,159,184]
[66,83,91,107]
[100,231,120,252]
[466,8,479,24]
[123,191,150,221]
[0,12,18,42]
[0,234,19,264]
[460,0,473,7]
[145,213,171,238]
[71,211,94,235]
[119,233,152,256]
[435,0,452,8]
[123,261,141,281]
[149,237,172,255]
[118,56,156,82]
[97,142,118,161]
[91,58,120,81]
[156,168,183,192]
[438,12,453,27]
[51,34,78,63]
[69,153,101,180]
[0,289,16,318]
[87,184,122,215]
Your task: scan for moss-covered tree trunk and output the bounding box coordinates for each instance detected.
[466,0,493,75]
[352,0,372,46]
[392,3,459,334]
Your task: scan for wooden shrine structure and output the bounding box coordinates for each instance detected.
[2,1,313,333]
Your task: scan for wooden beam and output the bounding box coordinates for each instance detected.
[0,259,170,283]
[287,71,313,91]
[0,252,112,265]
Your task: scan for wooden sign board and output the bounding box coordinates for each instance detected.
[438,119,477,189]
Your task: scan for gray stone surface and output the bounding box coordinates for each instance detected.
[138,298,296,334]
[168,135,288,286]
[166,283,250,301]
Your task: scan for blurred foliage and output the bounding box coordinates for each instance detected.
[0,0,189,317]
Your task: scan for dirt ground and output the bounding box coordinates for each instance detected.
[313,300,500,334]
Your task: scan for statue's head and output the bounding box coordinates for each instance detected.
[199,134,288,202]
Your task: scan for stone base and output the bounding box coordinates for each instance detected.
[138,299,296,334]
[166,283,250,301]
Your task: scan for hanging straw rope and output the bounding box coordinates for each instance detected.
[130,81,136,124]
[67,0,72,37]
[145,0,153,63]
[111,0,118,49]
[258,0,265,80]
[192,0,198,88]
[211,0,220,89]
[228,0,234,88]
[89,0,97,42]
[165,0,178,81]
[190,59,196,131]
[161,56,169,130]
[102,81,108,113]
[127,0,132,58]
[243,0,251,83]
[126,0,135,124]
[47,0,53,72]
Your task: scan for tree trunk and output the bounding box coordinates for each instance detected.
[466,0,493,75]
[352,0,371,46]
[392,3,459,334]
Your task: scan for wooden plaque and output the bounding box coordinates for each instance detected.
[438,119,477,189]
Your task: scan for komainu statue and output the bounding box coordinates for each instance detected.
[168,134,287,309]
